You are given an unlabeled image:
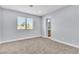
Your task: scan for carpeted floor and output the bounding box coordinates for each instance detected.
[0,37,79,54]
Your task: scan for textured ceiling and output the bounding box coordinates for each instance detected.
[1,5,66,16]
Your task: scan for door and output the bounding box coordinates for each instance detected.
[46,18,51,37]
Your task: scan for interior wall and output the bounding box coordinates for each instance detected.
[0,8,42,42]
[42,6,79,46]
[0,8,3,41]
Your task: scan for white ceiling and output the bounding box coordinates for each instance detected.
[1,5,66,16]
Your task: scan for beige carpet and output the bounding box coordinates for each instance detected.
[0,37,79,54]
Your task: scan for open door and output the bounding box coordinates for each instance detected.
[46,18,51,37]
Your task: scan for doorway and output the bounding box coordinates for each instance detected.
[46,18,51,37]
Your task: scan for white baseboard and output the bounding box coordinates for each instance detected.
[51,38,79,49]
[0,35,41,44]
[1,35,79,49]
[41,36,79,49]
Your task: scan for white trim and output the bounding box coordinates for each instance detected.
[0,36,41,44]
[41,36,79,49]
[51,38,79,49]
[1,35,79,49]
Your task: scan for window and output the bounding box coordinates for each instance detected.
[17,16,33,30]
[27,18,33,29]
[17,17,26,29]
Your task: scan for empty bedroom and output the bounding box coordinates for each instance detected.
[0,5,79,54]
